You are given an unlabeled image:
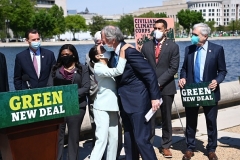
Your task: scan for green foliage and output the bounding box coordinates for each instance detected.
[119,14,134,35]
[88,16,107,36]
[32,9,55,39]
[205,20,215,33]
[49,5,66,39]
[177,9,204,34]
[7,0,36,38]
[227,20,240,31]
[216,25,226,32]
[138,11,167,18]
[65,15,87,39]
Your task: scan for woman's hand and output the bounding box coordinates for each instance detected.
[120,44,135,58]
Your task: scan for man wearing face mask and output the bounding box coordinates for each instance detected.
[179,23,227,160]
[14,29,56,90]
[101,25,161,160]
[141,19,180,158]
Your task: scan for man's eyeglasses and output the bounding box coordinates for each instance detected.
[192,33,199,36]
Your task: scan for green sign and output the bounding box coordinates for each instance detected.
[0,84,79,129]
[180,82,216,107]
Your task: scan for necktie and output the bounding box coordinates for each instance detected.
[155,43,161,63]
[33,53,38,77]
[194,47,202,83]
[113,53,119,67]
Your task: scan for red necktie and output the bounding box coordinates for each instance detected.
[155,43,161,63]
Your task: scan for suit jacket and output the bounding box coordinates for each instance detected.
[47,65,90,108]
[116,42,161,114]
[141,38,180,95]
[0,52,9,92]
[14,47,56,90]
[180,41,227,101]
[94,57,127,111]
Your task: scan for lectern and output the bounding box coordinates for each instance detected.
[0,85,79,160]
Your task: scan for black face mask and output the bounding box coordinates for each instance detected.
[61,55,75,68]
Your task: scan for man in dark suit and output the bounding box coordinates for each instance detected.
[141,19,180,158]
[0,52,9,92]
[179,23,227,160]
[14,29,56,90]
[101,25,161,160]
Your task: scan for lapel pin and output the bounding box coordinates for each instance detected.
[209,50,211,52]
[42,56,44,58]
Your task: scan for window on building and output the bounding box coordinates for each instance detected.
[209,18,211,21]
[202,4,204,7]
[209,13,211,16]
[212,9,214,12]
[224,18,225,21]
[203,13,206,16]
[203,9,206,12]
[224,9,226,12]
[212,13,214,16]
[205,3,207,7]
[209,9,211,12]
[200,9,202,12]
[227,13,229,16]
[212,18,214,21]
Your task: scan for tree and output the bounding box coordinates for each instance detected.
[177,9,204,35]
[118,14,134,36]
[227,20,240,32]
[32,9,55,40]
[138,11,167,18]
[7,0,36,40]
[65,15,87,40]
[49,5,66,40]
[205,20,216,33]
[88,16,107,36]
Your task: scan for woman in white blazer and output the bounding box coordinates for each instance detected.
[88,44,132,160]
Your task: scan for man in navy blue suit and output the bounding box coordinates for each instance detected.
[0,52,9,92]
[101,25,161,160]
[14,29,56,90]
[179,23,227,160]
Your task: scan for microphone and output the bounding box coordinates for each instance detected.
[22,74,31,89]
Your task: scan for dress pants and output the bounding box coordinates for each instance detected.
[185,104,218,152]
[121,110,157,160]
[90,109,118,160]
[57,107,86,160]
[150,95,174,149]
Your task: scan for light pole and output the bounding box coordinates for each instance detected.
[5,19,10,39]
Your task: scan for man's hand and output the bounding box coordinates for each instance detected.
[209,79,218,91]
[178,78,186,88]
[151,99,160,111]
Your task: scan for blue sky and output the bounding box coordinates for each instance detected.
[67,0,164,15]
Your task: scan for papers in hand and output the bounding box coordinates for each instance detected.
[145,98,163,122]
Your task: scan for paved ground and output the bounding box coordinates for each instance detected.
[62,105,240,160]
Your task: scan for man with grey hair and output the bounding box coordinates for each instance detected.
[179,23,227,160]
[101,25,161,160]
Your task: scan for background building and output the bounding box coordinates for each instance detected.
[36,0,67,16]
[132,0,188,22]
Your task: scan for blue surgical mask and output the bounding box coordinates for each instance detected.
[102,44,115,52]
[100,51,111,60]
[191,35,199,45]
[31,41,41,50]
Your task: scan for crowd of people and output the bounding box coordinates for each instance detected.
[0,20,227,160]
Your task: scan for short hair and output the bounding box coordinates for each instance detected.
[193,23,211,36]
[93,31,101,44]
[155,19,168,29]
[101,26,124,42]
[88,45,106,63]
[25,29,40,39]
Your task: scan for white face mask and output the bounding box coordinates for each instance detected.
[153,30,163,40]
[100,51,111,60]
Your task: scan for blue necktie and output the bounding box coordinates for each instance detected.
[194,47,202,83]
[113,53,119,67]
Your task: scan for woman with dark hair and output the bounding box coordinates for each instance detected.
[47,44,90,160]
[88,44,133,160]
